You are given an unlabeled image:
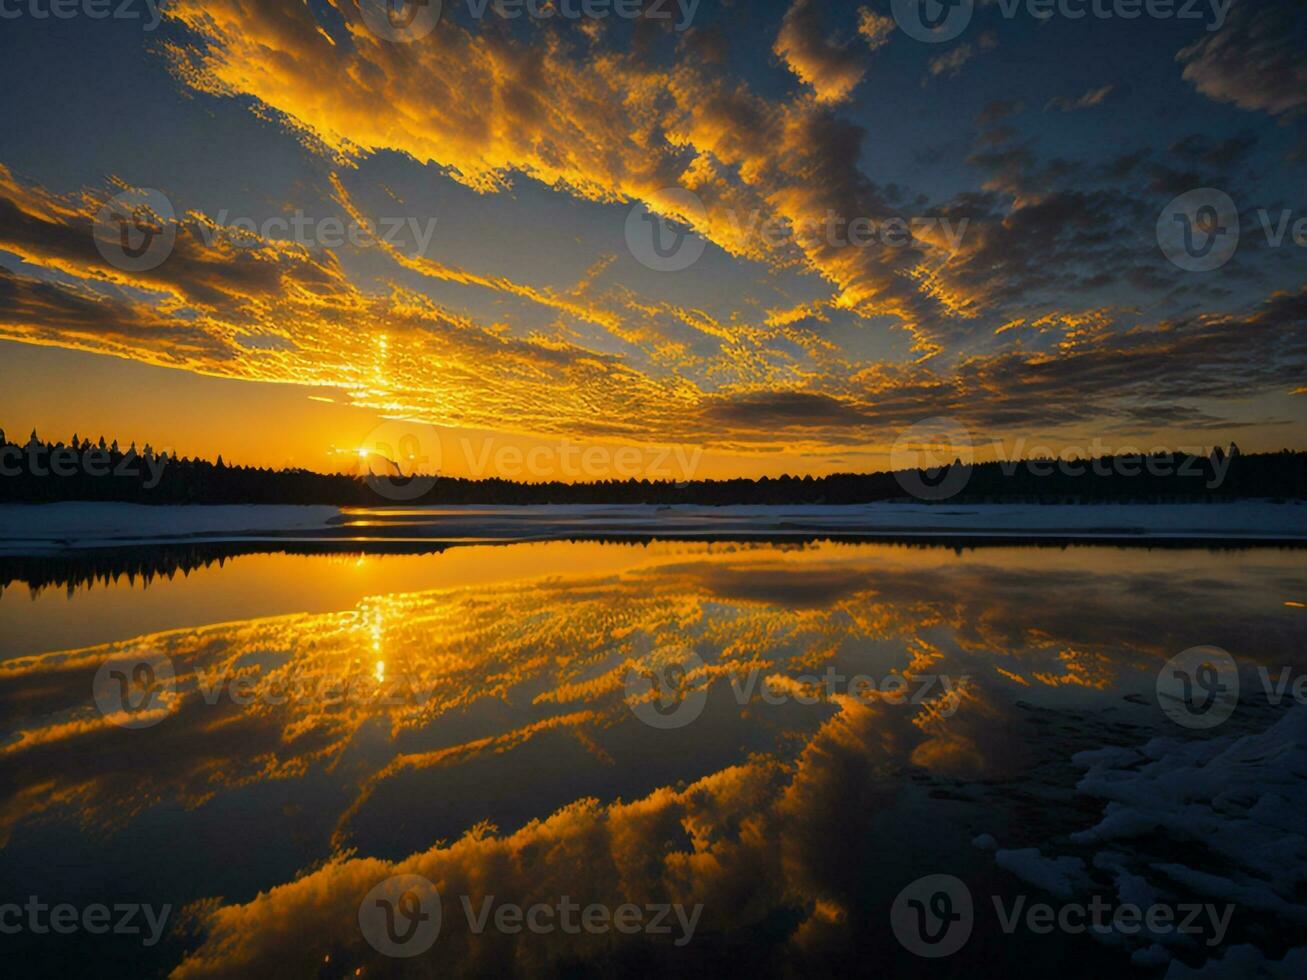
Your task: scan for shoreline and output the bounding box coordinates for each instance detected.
[1,500,1305,553]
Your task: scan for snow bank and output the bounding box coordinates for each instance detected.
[1,500,1303,553]
[0,503,339,551]
[982,706,1307,971]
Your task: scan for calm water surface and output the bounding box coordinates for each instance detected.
[1,541,1303,977]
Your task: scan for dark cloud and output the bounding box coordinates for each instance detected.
[702,391,871,430]
[1169,131,1259,170]
[978,99,1024,127]
[1178,0,1307,118]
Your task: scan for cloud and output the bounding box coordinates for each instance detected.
[1,0,1303,453]
[774,0,870,104]
[161,0,969,352]
[926,31,996,80]
[700,390,871,430]
[1169,131,1259,170]
[1177,0,1307,118]
[856,7,896,53]
[3,155,1304,450]
[1045,84,1115,113]
[978,100,1024,127]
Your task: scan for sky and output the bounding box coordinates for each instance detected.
[0,0,1304,480]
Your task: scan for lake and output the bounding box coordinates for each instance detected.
[1,538,1304,977]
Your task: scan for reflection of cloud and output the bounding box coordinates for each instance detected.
[6,542,1300,851]
[171,680,1026,977]
[173,758,793,977]
[1,543,1303,973]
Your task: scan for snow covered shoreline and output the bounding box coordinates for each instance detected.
[0,500,1304,553]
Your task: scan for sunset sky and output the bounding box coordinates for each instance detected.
[0,0,1304,479]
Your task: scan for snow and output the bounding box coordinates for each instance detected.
[1163,945,1307,979]
[993,848,1089,899]
[0,503,339,552]
[1072,706,1307,922]
[0,499,1304,552]
[983,706,1307,971]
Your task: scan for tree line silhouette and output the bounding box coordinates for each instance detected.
[2,427,1304,506]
